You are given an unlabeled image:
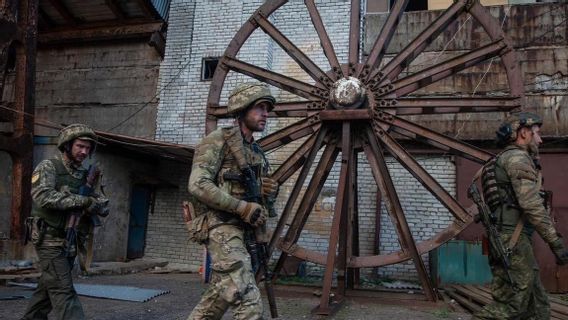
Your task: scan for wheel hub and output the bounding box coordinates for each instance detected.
[329,77,366,109]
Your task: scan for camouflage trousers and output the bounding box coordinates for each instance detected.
[188,224,263,320]
[21,241,85,320]
[472,233,550,320]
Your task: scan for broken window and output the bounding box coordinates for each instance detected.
[201,57,220,81]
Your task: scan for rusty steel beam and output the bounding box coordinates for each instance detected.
[258,115,321,151]
[39,21,164,44]
[318,109,370,121]
[372,125,471,224]
[369,0,467,84]
[378,39,508,98]
[347,0,360,75]
[358,0,409,80]
[268,126,328,254]
[8,0,38,242]
[348,146,360,287]
[209,101,325,118]
[252,11,332,87]
[304,0,343,80]
[363,127,437,301]
[391,97,521,115]
[317,122,351,314]
[46,0,77,25]
[222,56,325,101]
[374,111,493,163]
[271,133,317,185]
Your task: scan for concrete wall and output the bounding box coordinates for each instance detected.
[365,2,568,139]
[2,41,162,138]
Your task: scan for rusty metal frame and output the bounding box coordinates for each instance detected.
[205,0,524,313]
[1,0,38,246]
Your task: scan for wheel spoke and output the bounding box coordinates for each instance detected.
[258,115,321,151]
[271,132,318,184]
[369,0,468,85]
[222,57,326,100]
[390,97,521,115]
[304,0,344,79]
[269,126,329,253]
[208,101,325,118]
[281,141,340,246]
[362,127,436,302]
[379,39,508,98]
[371,124,471,223]
[348,0,361,72]
[253,11,333,87]
[320,122,351,310]
[374,111,493,163]
[359,0,409,80]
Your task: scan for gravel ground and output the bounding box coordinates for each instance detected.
[0,272,470,320]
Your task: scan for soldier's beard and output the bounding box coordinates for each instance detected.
[527,139,539,157]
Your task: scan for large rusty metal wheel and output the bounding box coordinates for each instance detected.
[206,0,523,313]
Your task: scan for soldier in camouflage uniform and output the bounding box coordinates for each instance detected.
[473,112,568,320]
[187,83,279,320]
[22,124,109,320]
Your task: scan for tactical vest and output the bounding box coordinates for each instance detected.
[31,158,87,231]
[481,150,534,235]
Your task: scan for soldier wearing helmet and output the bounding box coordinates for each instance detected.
[187,83,279,320]
[473,112,568,319]
[22,124,109,320]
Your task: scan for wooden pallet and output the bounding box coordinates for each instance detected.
[444,284,568,320]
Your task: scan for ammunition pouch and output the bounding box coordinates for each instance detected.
[188,214,209,244]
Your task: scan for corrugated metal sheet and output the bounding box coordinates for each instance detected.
[151,0,170,21]
[64,0,116,22]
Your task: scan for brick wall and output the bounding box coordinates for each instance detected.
[152,0,460,281]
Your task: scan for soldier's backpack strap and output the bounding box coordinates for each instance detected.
[223,126,249,172]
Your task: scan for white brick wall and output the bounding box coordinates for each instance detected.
[151,0,459,282]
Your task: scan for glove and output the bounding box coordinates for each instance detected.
[86,197,110,217]
[261,177,279,198]
[236,201,267,227]
[549,238,568,265]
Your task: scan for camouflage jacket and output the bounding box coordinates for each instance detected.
[31,153,107,230]
[188,126,269,227]
[495,144,559,244]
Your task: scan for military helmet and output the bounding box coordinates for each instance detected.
[496,111,543,145]
[57,123,97,152]
[227,82,275,115]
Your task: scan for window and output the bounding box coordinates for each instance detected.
[201,57,219,81]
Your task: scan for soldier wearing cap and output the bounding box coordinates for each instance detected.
[187,83,279,320]
[473,112,568,319]
[22,124,109,320]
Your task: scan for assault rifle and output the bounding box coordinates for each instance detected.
[64,165,106,257]
[234,166,279,319]
[468,184,515,287]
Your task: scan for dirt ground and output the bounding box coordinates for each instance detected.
[0,272,470,320]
